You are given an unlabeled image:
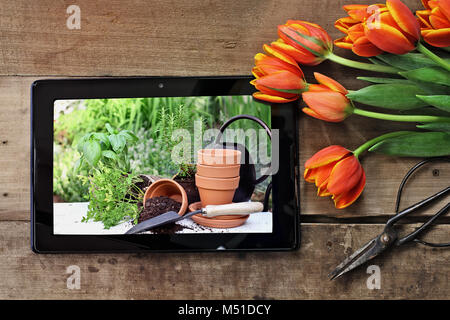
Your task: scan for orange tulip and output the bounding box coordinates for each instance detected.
[276,20,333,65]
[417,0,450,47]
[335,0,420,56]
[302,73,354,122]
[250,45,307,103]
[304,145,366,209]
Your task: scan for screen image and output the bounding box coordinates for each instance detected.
[53,96,274,235]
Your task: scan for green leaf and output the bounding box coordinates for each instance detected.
[108,134,126,153]
[417,123,450,133]
[399,67,450,87]
[416,95,450,113]
[105,123,115,135]
[368,57,391,66]
[376,53,438,70]
[76,133,92,153]
[73,158,83,173]
[118,130,138,143]
[92,132,111,149]
[101,150,118,161]
[369,132,450,157]
[347,84,428,110]
[82,140,102,166]
[357,76,412,84]
[400,107,450,117]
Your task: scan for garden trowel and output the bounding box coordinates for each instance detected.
[125,202,263,234]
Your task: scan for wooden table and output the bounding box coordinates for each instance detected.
[0,0,448,299]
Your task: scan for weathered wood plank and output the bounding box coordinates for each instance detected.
[0,0,420,76]
[0,221,448,299]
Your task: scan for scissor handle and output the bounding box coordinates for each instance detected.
[386,186,450,228]
[396,202,450,246]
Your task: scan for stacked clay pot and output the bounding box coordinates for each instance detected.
[195,149,241,206]
[192,149,248,228]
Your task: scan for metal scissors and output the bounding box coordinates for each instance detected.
[329,157,450,280]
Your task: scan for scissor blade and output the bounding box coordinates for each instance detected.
[329,234,389,280]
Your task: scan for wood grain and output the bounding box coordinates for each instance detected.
[0,0,420,76]
[0,222,448,299]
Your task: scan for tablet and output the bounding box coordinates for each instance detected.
[31,76,300,253]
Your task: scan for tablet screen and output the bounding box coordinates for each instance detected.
[53,96,274,235]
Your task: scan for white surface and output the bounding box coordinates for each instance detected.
[54,202,273,235]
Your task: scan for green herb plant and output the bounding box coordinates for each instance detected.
[75,123,143,228]
[79,163,142,228]
[76,123,138,173]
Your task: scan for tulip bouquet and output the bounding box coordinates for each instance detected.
[251,0,450,209]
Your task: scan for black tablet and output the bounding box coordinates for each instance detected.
[31,76,300,253]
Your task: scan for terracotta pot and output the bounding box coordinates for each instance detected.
[143,178,188,216]
[195,174,239,207]
[188,201,249,228]
[197,149,241,166]
[196,163,240,178]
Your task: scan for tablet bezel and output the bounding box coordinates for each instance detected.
[31,76,300,253]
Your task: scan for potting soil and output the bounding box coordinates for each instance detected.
[137,196,185,234]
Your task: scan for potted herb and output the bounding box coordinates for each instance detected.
[75,123,144,228]
[158,105,201,204]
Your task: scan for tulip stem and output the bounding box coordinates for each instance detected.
[353,108,450,123]
[326,52,400,74]
[353,131,413,157]
[417,42,450,72]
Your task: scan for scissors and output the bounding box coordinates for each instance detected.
[329,158,450,281]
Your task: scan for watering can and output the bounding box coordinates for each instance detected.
[210,114,272,211]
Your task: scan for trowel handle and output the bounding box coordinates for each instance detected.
[203,202,264,217]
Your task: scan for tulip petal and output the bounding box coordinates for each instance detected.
[270,40,323,66]
[302,91,351,122]
[430,13,450,29]
[304,145,351,169]
[421,0,431,10]
[254,70,305,92]
[307,84,329,92]
[327,156,363,195]
[263,44,300,69]
[352,36,384,56]
[304,167,319,182]
[347,23,365,42]
[252,92,298,103]
[333,170,366,209]
[335,17,359,33]
[251,81,298,99]
[387,0,421,39]
[255,52,304,77]
[416,9,433,28]
[278,25,323,56]
[313,72,348,94]
[314,162,335,187]
[302,107,336,122]
[365,22,416,54]
[317,178,332,197]
[439,0,450,21]
[422,27,450,46]
[334,36,354,49]
[251,67,265,78]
